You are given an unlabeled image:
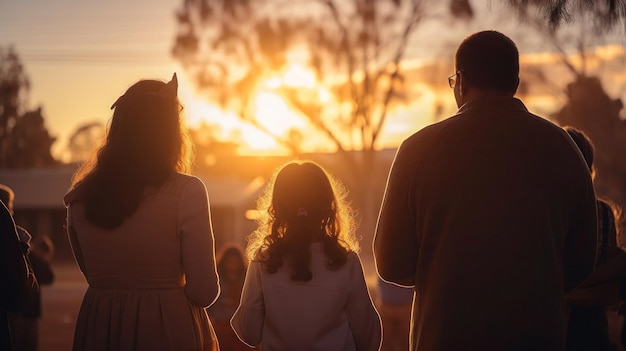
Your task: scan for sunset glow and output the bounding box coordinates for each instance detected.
[179,64,325,154]
[175,45,626,156]
[282,64,317,88]
[253,92,307,136]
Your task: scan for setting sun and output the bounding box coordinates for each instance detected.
[179,65,326,154]
[253,92,307,137]
[282,65,317,88]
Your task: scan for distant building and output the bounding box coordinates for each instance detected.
[0,167,265,261]
[0,167,72,258]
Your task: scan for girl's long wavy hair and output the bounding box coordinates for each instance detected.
[247,161,359,282]
[69,79,192,229]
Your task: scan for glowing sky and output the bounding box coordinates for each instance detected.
[0,0,624,160]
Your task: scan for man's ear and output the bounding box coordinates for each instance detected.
[459,72,468,97]
[512,76,520,94]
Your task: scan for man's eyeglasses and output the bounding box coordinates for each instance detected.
[448,71,461,89]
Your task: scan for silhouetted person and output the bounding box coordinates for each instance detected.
[376,278,412,351]
[564,126,626,351]
[64,74,219,351]
[231,161,382,350]
[0,184,55,351]
[620,278,626,349]
[208,243,250,351]
[374,30,598,351]
[10,235,54,351]
[0,184,33,254]
[0,199,35,351]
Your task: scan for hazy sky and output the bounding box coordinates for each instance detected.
[0,0,181,158]
[0,0,623,159]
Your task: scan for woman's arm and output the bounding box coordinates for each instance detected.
[179,176,220,307]
[66,206,88,277]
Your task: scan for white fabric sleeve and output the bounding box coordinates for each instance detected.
[231,260,265,347]
[345,253,383,351]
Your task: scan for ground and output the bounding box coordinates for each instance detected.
[39,262,85,351]
[38,262,626,350]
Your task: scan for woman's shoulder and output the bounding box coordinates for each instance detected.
[162,173,207,192]
[146,173,208,206]
[64,182,86,206]
[169,172,204,185]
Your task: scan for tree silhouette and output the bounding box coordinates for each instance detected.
[3,107,57,168]
[504,0,626,30]
[67,121,105,164]
[0,47,30,167]
[504,2,626,228]
[173,0,434,157]
[552,77,626,215]
[0,47,58,169]
[171,0,472,252]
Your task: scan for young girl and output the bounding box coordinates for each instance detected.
[231,161,382,351]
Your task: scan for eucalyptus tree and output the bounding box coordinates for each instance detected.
[171,0,475,252]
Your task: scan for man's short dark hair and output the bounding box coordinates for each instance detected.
[455,30,519,94]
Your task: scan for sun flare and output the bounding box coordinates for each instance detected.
[246,64,320,151]
[178,66,320,154]
[282,64,317,88]
[253,92,307,136]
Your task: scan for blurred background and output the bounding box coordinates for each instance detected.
[0,0,625,349]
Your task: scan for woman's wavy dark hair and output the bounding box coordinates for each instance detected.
[247,161,358,282]
[70,79,192,229]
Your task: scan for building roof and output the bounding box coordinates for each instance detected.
[0,168,74,209]
[0,168,265,210]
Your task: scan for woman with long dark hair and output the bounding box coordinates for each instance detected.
[64,74,220,351]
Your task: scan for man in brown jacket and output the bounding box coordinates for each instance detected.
[374,30,598,351]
